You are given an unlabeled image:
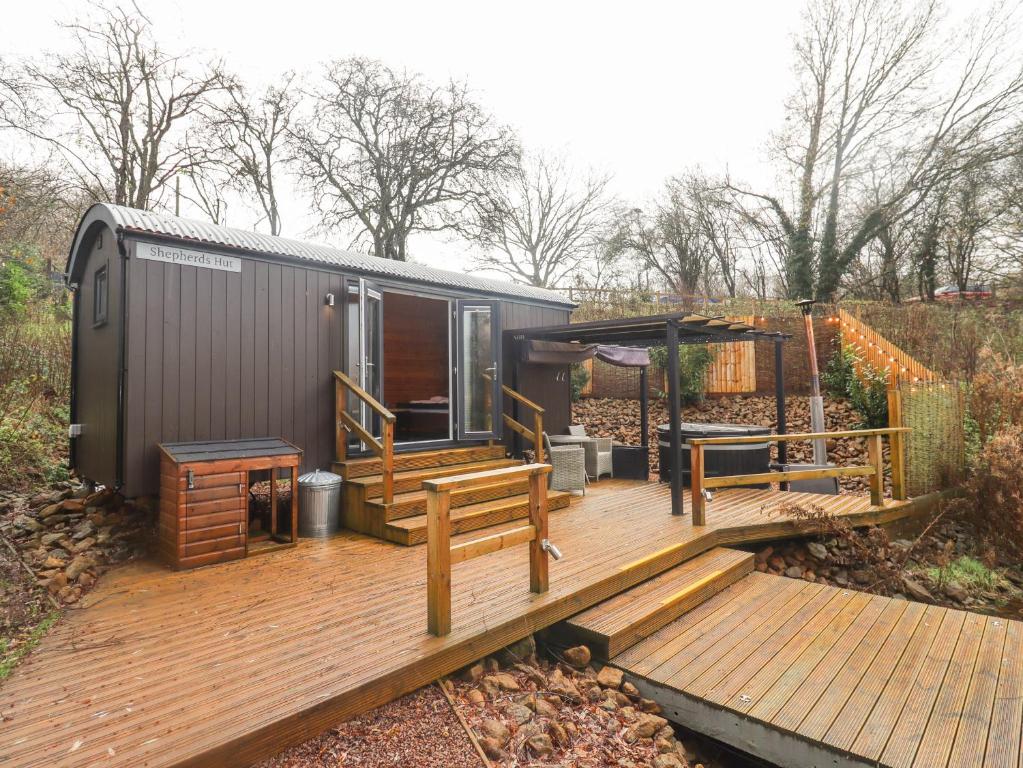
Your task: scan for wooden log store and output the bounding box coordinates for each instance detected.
[158,438,302,570]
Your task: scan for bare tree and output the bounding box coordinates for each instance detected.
[989,153,1023,281]
[200,74,297,234]
[0,162,90,298]
[734,0,1023,299]
[290,58,518,260]
[0,4,228,210]
[940,166,1002,292]
[468,153,613,287]
[613,179,711,297]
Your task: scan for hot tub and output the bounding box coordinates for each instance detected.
[657,422,772,487]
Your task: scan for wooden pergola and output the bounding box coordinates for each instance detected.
[515,313,791,516]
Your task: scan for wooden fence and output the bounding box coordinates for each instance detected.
[704,316,756,393]
[836,308,940,385]
[579,315,757,397]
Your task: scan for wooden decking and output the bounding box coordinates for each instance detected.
[0,483,922,768]
[614,571,1020,768]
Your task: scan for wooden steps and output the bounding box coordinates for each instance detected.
[551,547,754,659]
[334,445,507,479]
[336,444,575,546]
[344,458,523,498]
[382,490,572,545]
[370,478,537,521]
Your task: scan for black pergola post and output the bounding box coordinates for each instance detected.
[639,366,649,449]
[666,321,683,516]
[774,336,787,466]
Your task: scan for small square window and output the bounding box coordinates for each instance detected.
[93,265,108,327]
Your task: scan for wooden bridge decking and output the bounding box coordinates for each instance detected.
[0,483,921,768]
[614,571,1018,768]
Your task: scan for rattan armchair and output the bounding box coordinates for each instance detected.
[566,425,614,480]
[543,433,587,494]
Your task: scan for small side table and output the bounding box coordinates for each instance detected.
[612,445,650,480]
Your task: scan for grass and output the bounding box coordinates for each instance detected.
[0,609,60,682]
[925,555,1002,591]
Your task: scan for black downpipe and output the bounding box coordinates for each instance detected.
[68,280,79,474]
[114,230,129,490]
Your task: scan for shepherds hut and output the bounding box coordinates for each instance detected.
[66,204,573,564]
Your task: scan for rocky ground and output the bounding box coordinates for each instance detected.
[572,395,881,493]
[754,513,1023,617]
[0,482,153,677]
[260,637,751,768]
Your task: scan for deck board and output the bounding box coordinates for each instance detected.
[612,570,1016,768]
[0,483,920,768]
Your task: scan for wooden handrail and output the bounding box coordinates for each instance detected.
[424,463,551,493]
[333,370,396,423]
[501,384,544,414]
[334,370,395,504]
[427,463,553,636]
[687,427,909,446]
[499,384,545,463]
[703,465,875,489]
[689,427,910,526]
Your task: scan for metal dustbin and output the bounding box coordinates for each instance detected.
[297,469,342,537]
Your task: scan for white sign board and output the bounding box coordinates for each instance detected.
[137,242,241,273]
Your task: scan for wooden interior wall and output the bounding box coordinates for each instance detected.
[123,243,343,498]
[382,292,449,406]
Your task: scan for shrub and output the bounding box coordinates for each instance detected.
[847,364,890,429]
[570,363,590,402]
[967,348,1023,447]
[822,344,888,428]
[822,344,856,398]
[953,426,1023,559]
[648,344,714,406]
[0,308,71,489]
[0,261,35,318]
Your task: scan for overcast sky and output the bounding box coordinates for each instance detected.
[4,0,806,271]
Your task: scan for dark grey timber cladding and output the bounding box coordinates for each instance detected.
[74,226,121,486]
[122,239,343,497]
[501,301,572,446]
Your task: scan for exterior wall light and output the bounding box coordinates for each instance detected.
[325,292,335,306]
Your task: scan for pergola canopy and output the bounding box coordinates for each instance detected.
[508,311,791,516]
[516,312,789,347]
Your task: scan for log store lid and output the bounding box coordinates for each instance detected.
[159,438,302,464]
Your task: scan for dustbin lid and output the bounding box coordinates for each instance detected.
[298,468,342,487]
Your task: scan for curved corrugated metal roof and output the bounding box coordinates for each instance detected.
[66,203,574,307]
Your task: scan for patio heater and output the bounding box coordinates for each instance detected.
[796,299,828,465]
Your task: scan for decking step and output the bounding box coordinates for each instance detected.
[382,490,573,545]
[552,547,754,659]
[345,458,523,497]
[334,445,507,479]
[369,478,538,521]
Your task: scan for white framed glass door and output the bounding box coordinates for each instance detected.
[344,278,383,453]
[455,300,501,441]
